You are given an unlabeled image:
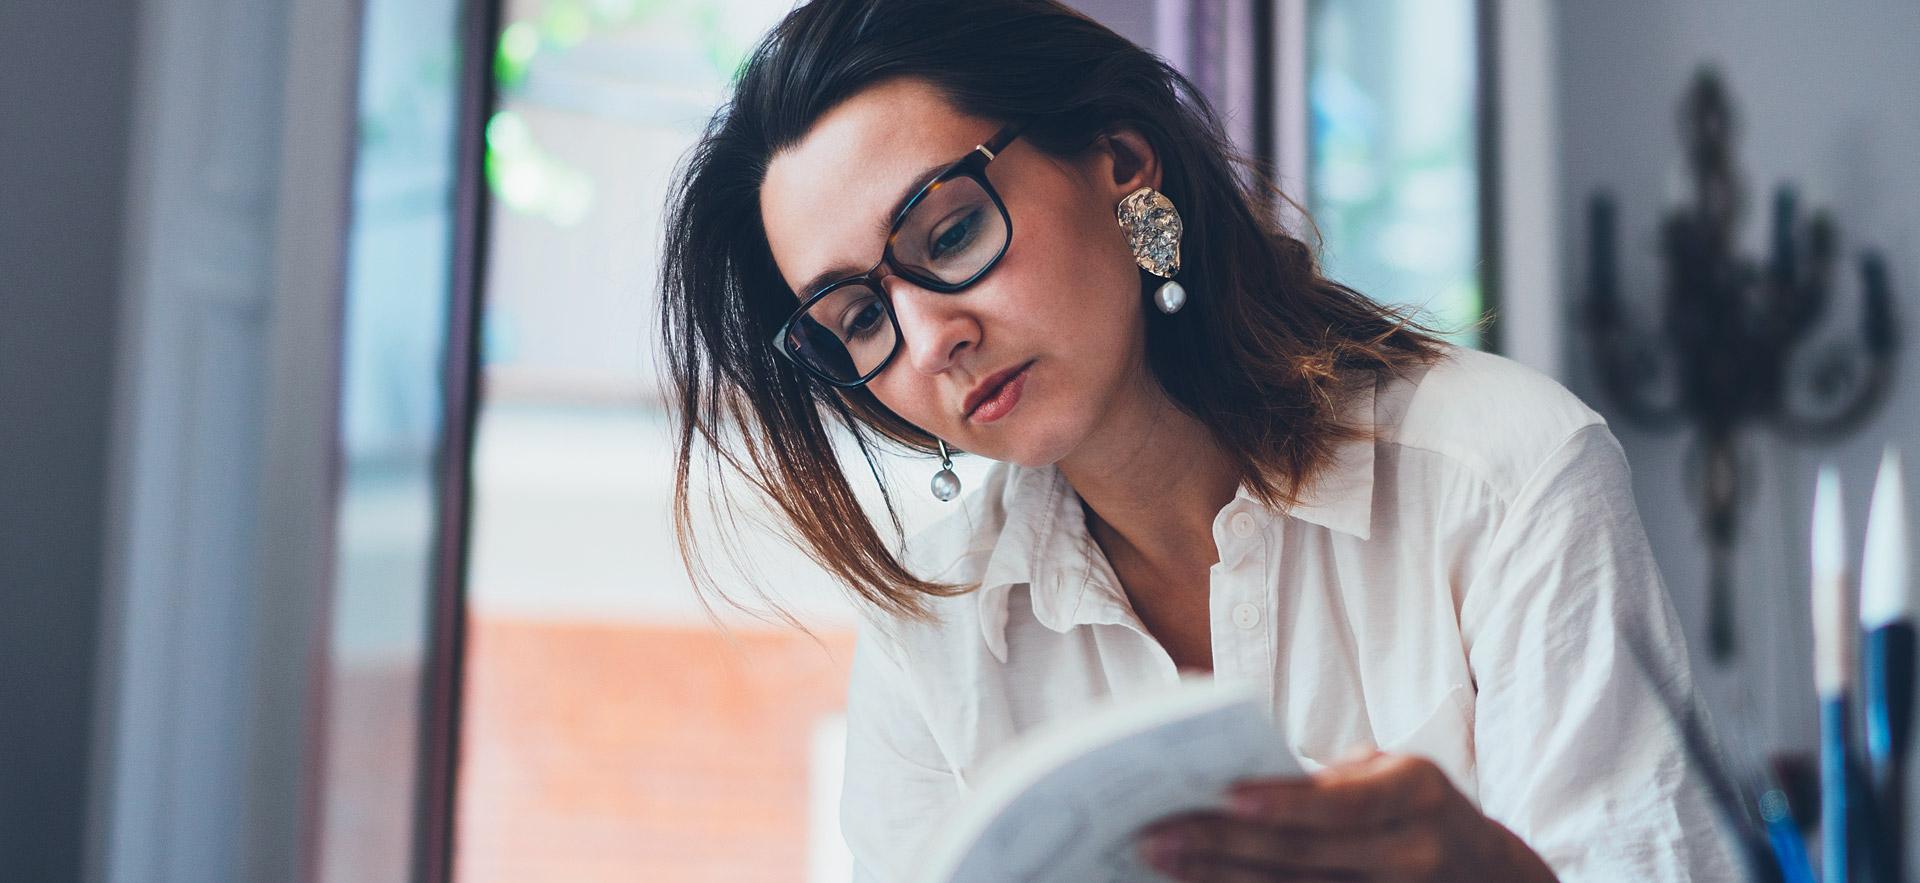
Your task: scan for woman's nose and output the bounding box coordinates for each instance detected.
[884,276,976,376]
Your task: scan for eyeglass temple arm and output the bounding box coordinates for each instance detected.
[978,121,1028,159]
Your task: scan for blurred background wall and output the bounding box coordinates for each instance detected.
[1557,0,1920,761]
[0,1,140,880]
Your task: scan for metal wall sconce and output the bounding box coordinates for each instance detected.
[1583,66,1898,663]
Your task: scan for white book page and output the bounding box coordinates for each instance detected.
[923,683,1303,883]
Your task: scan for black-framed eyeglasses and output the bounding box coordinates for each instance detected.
[771,121,1027,388]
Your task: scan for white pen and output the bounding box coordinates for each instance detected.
[1813,464,1854,883]
[1861,445,1912,883]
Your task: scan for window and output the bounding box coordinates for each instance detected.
[446,4,1491,880]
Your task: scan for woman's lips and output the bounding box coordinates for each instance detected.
[967,362,1031,424]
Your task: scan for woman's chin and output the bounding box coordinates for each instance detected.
[985,433,1082,471]
[960,403,1094,470]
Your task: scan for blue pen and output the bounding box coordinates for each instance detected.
[1861,446,1912,883]
[1812,466,1854,883]
[1759,784,1818,883]
[1727,672,1814,883]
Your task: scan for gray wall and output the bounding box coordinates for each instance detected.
[1068,0,1157,52]
[0,0,140,879]
[1557,0,1920,760]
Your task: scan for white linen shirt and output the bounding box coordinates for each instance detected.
[838,344,1741,882]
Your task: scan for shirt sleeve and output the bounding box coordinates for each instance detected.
[1458,422,1744,881]
[840,617,964,883]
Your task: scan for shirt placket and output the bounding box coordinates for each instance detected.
[1210,501,1276,716]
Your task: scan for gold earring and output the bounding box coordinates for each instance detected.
[1116,186,1187,313]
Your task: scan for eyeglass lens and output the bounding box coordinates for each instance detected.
[786,173,1008,384]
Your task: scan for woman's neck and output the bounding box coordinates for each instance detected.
[1056,384,1240,587]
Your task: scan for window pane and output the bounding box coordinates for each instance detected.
[315,0,463,878]
[1308,0,1484,348]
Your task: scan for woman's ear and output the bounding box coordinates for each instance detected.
[1095,128,1162,197]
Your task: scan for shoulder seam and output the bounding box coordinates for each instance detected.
[1379,415,1608,511]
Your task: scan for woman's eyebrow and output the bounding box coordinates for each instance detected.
[792,159,951,297]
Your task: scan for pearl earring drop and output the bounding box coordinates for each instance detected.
[1153,279,1187,314]
[930,439,961,502]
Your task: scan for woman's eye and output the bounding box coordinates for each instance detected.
[928,209,980,260]
[840,300,885,340]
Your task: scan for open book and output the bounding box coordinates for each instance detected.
[918,677,1304,883]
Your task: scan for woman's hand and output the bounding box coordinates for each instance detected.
[1135,748,1558,882]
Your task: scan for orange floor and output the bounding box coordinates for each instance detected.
[454,617,857,882]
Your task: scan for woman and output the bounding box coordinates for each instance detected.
[661,0,1738,880]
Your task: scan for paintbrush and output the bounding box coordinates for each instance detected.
[1861,446,1912,882]
[1813,465,1856,883]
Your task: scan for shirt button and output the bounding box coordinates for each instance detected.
[1232,602,1261,629]
[1230,512,1258,538]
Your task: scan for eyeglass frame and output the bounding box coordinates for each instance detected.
[770,120,1029,389]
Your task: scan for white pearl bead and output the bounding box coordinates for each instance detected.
[1154,279,1187,314]
[931,468,962,502]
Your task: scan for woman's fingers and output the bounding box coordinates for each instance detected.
[1159,852,1350,883]
[1151,854,1283,883]
[1137,753,1476,880]
[1227,753,1455,832]
[1142,814,1423,878]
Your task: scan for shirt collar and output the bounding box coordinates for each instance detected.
[1280,374,1378,541]
[971,374,1378,663]
[973,464,1118,662]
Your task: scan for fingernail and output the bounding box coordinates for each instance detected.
[1226,791,1263,817]
[1140,831,1187,869]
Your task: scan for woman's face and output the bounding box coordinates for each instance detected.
[760,77,1163,468]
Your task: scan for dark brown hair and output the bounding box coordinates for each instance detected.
[660,0,1452,624]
